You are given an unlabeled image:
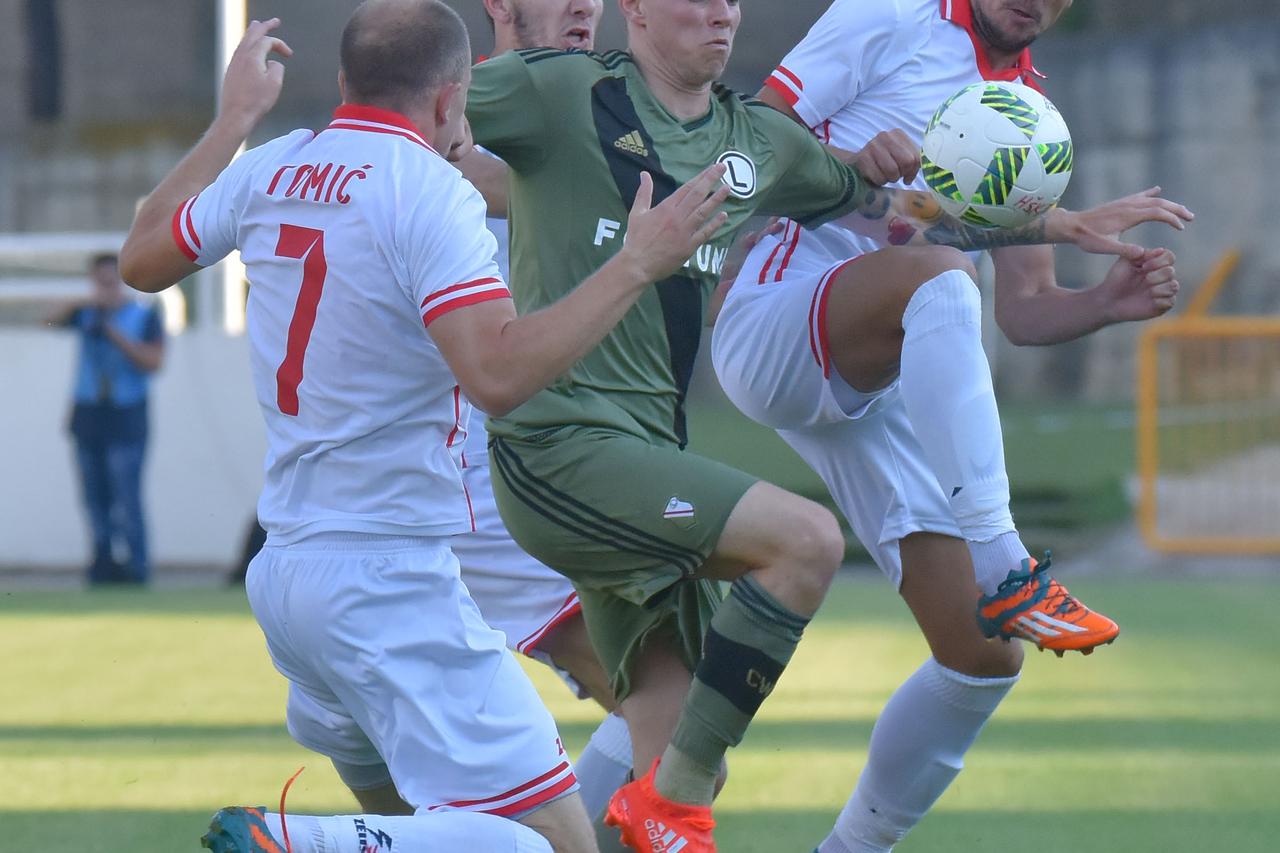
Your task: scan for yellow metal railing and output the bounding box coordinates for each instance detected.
[1135,249,1280,554]
[1181,247,1241,320]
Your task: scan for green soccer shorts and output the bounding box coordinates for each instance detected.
[488,426,758,699]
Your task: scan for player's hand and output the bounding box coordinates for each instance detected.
[851,129,921,185]
[1098,247,1180,323]
[216,19,292,136]
[617,165,731,283]
[1048,187,1194,259]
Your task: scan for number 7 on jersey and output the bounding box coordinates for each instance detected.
[274,224,328,416]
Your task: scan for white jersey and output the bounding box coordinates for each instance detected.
[172,105,510,544]
[748,0,1046,279]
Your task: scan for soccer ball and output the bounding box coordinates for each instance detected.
[921,81,1073,229]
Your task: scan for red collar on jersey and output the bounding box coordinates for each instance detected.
[328,104,437,153]
[940,0,1047,91]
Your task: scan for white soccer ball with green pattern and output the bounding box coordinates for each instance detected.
[921,81,1073,229]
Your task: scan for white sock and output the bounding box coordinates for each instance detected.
[262,810,552,852]
[819,658,1018,853]
[899,272,1015,542]
[967,530,1031,595]
[576,711,634,822]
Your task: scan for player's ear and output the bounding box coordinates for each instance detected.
[617,0,644,27]
[434,80,460,129]
[483,0,512,25]
[337,68,347,102]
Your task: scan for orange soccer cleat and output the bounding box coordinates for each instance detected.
[605,759,716,852]
[976,553,1120,656]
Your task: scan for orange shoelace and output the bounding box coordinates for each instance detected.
[278,766,306,853]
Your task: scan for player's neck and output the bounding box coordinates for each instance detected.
[390,103,440,150]
[632,50,712,122]
[981,43,1022,72]
[492,32,519,56]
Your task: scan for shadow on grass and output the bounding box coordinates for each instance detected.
[3,716,1276,754]
[4,807,1276,853]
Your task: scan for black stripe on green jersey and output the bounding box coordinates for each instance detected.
[513,47,564,63]
[519,48,634,71]
[590,74,703,448]
[491,438,705,577]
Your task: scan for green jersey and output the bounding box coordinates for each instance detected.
[468,49,866,446]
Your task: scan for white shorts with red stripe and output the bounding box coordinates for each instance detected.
[713,253,892,431]
[246,533,578,816]
[712,253,960,587]
[452,461,587,698]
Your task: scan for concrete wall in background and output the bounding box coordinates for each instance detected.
[992,20,1280,399]
[1,325,266,570]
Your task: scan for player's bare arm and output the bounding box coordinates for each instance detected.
[992,244,1179,346]
[760,81,1195,258]
[429,165,731,416]
[454,148,511,218]
[120,20,292,292]
[840,183,1193,258]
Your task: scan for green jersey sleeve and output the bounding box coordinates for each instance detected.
[751,104,867,229]
[467,51,554,170]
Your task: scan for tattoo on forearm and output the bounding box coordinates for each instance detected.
[861,189,891,221]
[923,216,1047,251]
[851,186,1050,251]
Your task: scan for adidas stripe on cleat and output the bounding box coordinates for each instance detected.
[976,552,1120,655]
[647,819,692,852]
[605,759,715,852]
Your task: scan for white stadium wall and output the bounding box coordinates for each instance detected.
[1,328,266,571]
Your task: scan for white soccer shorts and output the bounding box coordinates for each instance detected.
[246,534,578,816]
[452,462,587,697]
[713,263,961,586]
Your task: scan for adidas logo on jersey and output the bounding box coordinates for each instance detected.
[645,819,690,852]
[614,130,649,157]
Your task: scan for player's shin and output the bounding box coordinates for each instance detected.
[818,658,1018,853]
[656,575,811,806]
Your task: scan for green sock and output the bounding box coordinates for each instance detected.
[655,575,809,805]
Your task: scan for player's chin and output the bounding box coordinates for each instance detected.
[700,53,731,81]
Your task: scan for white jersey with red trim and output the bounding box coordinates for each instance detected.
[747,0,1046,280]
[172,105,510,544]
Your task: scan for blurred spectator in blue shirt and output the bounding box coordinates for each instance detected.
[47,254,165,584]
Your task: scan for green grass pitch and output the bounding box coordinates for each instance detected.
[2,576,1276,851]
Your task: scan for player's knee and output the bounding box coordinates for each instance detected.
[917,245,978,282]
[519,792,595,853]
[779,502,844,595]
[941,634,1024,678]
